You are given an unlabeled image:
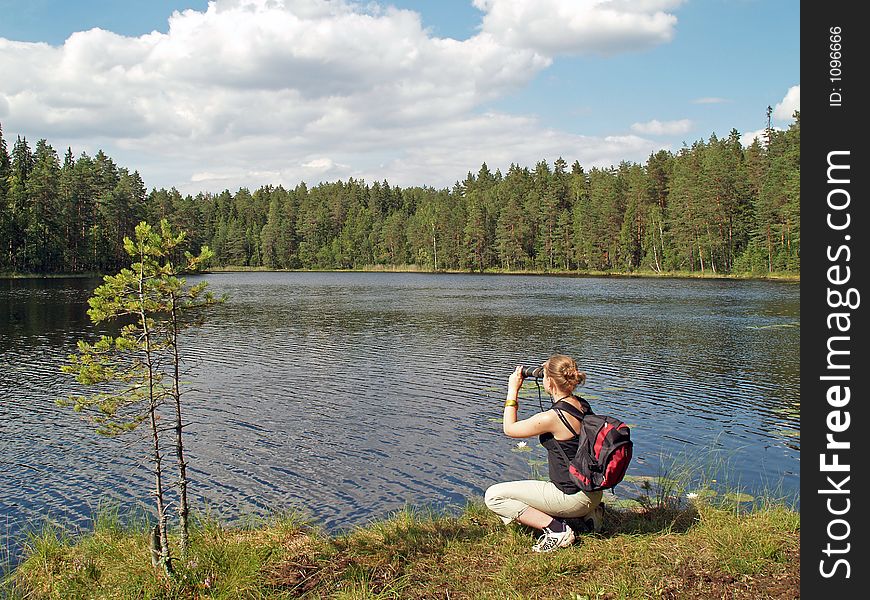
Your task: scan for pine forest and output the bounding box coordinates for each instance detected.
[0,114,799,277]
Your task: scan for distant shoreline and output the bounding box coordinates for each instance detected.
[173,265,803,283]
[1,267,801,283]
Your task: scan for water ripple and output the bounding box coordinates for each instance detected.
[1,272,799,562]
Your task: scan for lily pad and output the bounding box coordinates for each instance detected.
[623,475,657,484]
[724,492,755,503]
[688,488,718,499]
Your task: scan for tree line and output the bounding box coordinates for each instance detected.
[1,113,799,276]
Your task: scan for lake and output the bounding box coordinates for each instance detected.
[1,272,799,559]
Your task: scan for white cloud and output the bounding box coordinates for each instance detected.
[630,118,692,135]
[169,110,667,192]
[692,97,729,104]
[739,127,784,147]
[0,0,681,193]
[736,85,798,147]
[773,85,799,121]
[740,129,766,146]
[191,171,237,183]
[474,0,683,56]
[301,158,336,170]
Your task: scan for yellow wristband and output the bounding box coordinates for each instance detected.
[504,399,518,408]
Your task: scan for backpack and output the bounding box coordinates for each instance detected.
[552,400,633,492]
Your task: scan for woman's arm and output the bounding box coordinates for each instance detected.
[502,365,558,438]
[504,410,558,439]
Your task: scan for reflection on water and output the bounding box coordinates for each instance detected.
[1,273,799,557]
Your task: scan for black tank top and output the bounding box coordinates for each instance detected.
[538,398,592,494]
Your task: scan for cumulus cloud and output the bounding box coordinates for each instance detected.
[474,0,683,56]
[737,84,798,146]
[339,114,666,189]
[692,97,729,104]
[0,0,680,192]
[773,85,799,121]
[739,127,785,147]
[630,118,692,135]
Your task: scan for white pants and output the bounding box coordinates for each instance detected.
[484,480,602,524]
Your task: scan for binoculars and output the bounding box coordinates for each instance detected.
[521,366,544,379]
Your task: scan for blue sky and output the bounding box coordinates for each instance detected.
[0,0,799,193]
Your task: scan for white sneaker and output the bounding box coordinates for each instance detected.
[531,526,575,553]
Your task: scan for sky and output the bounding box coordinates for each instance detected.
[0,0,800,195]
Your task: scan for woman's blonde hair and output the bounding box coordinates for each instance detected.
[544,354,586,391]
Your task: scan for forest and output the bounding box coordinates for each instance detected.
[0,114,799,276]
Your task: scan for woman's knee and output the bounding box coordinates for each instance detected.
[484,482,528,524]
[484,482,518,512]
[484,483,503,509]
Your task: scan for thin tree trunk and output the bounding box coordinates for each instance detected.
[138,257,172,575]
[766,225,772,272]
[431,222,437,271]
[706,225,717,273]
[170,294,190,556]
[658,221,665,271]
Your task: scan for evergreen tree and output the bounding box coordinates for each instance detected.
[668,144,708,271]
[0,124,11,271]
[60,220,218,570]
[380,210,409,265]
[260,192,285,269]
[463,196,487,271]
[1,114,800,277]
[495,196,528,271]
[8,136,34,271]
[616,163,647,270]
[27,140,63,272]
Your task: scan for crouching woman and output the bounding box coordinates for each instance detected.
[485,354,603,553]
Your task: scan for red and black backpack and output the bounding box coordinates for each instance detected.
[553,400,633,492]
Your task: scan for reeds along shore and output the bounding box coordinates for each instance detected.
[6,496,799,599]
[172,265,802,282]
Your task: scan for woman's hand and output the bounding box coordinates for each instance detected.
[507,365,524,396]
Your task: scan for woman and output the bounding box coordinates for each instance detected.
[485,354,603,553]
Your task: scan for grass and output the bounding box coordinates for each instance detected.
[5,490,799,600]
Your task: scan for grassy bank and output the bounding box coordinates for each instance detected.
[6,498,799,599]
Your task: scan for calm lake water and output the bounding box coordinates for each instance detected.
[1,272,799,558]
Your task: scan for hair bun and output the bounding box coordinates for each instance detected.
[563,366,580,383]
[545,354,586,389]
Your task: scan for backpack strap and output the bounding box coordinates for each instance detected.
[552,400,587,421]
[550,398,598,490]
[551,398,590,437]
